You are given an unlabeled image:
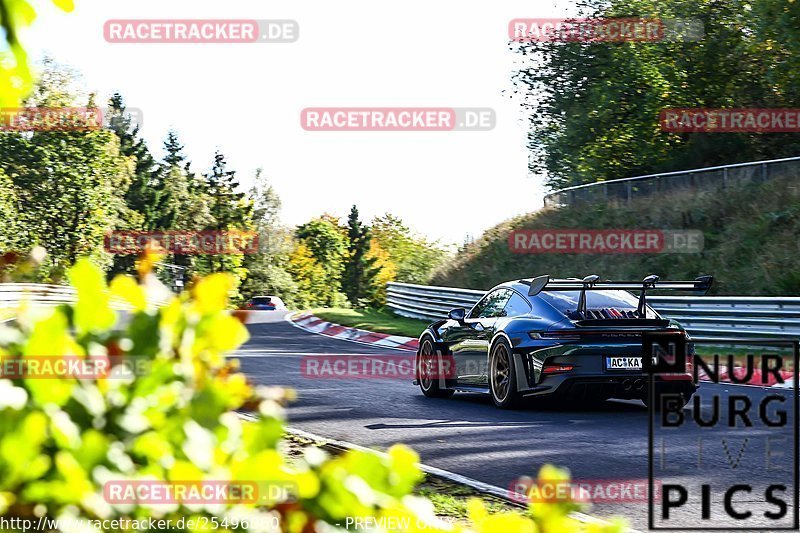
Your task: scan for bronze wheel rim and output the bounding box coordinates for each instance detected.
[419,340,435,390]
[491,344,511,403]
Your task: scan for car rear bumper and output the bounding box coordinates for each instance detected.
[522,373,697,400]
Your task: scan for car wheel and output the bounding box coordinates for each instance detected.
[417,337,454,399]
[489,338,520,409]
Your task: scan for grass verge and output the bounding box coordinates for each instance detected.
[417,477,529,524]
[308,307,429,338]
[282,432,528,525]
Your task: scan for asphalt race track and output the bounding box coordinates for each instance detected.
[237,311,798,532]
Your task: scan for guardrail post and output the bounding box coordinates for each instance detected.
[722,167,728,189]
[626,181,632,205]
[762,162,768,182]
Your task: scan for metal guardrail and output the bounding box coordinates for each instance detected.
[386,282,800,341]
[0,283,169,312]
[542,155,800,207]
[0,284,80,307]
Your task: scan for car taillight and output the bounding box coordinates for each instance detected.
[542,365,574,374]
[530,331,581,340]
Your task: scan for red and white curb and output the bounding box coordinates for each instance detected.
[287,312,419,351]
[696,365,794,388]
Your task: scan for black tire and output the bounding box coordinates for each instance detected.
[417,337,454,399]
[489,338,520,409]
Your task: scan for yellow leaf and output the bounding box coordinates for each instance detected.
[193,273,234,314]
[110,275,146,311]
[68,259,116,334]
[204,314,249,352]
[52,0,75,11]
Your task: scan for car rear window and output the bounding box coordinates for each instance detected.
[539,290,657,318]
[252,297,272,304]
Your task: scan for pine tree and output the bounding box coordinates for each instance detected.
[342,205,379,306]
[157,131,214,277]
[163,130,185,167]
[205,151,248,230]
[107,93,172,230]
[106,93,174,277]
[194,151,253,274]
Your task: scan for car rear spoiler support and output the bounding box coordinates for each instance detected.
[526,273,714,318]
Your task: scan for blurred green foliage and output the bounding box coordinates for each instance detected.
[0,258,624,532]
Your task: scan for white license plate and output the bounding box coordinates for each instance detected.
[606,356,645,370]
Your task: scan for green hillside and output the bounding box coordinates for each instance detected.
[432,176,800,295]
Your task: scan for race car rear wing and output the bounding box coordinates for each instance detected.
[525,274,713,318]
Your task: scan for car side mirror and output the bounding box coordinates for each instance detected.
[448,308,466,322]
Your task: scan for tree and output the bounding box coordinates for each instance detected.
[106,93,173,277]
[513,0,800,189]
[240,169,299,307]
[296,215,348,305]
[108,93,174,230]
[0,127,133,279]
[366,239,397,306]
[163,130,185,167]
[148,131,214,288]
[204,151,249,230]
[342,205,379,306]
[0,170,20,252]
[0,63,134,280]
[158,131,213,231]
[185,151,253,301]
[286,242,330,308]
[250,168,281,228]
[370,214,448,284]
